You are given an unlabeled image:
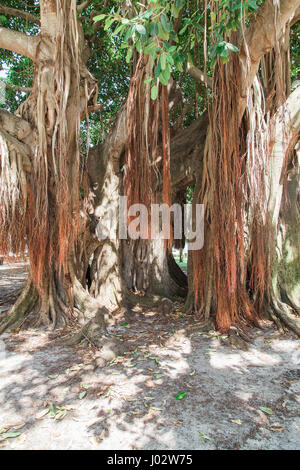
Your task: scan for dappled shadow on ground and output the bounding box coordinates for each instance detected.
[1,303,300,450]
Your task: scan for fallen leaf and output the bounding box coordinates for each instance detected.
[48,403,56,418]
[259,406,274,415]
[79,391,87,400]
[0,427,10,434]
[270,427,284,433]
[199,432,211,441]
[55,410,67,421]
[10,329,20,334]
[81,383,91,390]
[12,423,26,430]
[231,419,242,425]
[0,432,21,440]
[35,409,49,419]
[98,429,105,440]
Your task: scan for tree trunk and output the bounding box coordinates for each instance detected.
[0,0,99,332]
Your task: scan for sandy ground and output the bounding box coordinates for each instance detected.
[0,263,300,450]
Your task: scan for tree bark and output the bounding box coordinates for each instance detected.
[0,27,38,61]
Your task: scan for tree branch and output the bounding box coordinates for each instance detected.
[245,0,300,64]
[4,83,32,94]
[0,109,33,142]
[77,1,92,12]
[171,113,208,192]
[187,63,212,89]
[291,5,300,26]
[239,0,300,120]
[0,27,38,61]
[0,6,40,25]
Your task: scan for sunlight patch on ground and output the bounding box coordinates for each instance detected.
[209,348,282,373]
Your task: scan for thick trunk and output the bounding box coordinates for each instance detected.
[0,262,76,333]
[89,160,124,309]
[122,238,186,299]
[269,168,300,336]
[0,0,98,333]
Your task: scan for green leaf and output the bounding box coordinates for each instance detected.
[160,52,167,70]
[136,24,147,36]
[126,47,133,63]
[0,432,21,440]
[144,41,157,55]
[48,374,59,379]
[154,62,161,78]
[136,40,142,53]
[158,23,169,40]
[151,85,158,100]
[226,43,239,53]
[113,24,125,36]
[176,392,187,400]
[150,21,159,37]
[48,404,56,418]
[159,67,171,86]
[124,26,134,42]
[81,383,91,390]
[172,6,181,19]
[104,17,115,31]
[259,406,274,415]
[179,21,190,36]
[176,0,186,9]
[199,432,211,440]
[221,57,229,64]
[166,54,175,66]
[93,14,106,23]
[160,13,172,33]
[159,74,169,86]
[144,77,153,85]
[175,62,183,72]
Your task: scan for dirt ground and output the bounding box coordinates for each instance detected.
[0,262,299,450]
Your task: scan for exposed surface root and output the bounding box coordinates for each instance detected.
[271,293,300,337]
[0,279,38,334]
[124,290,176,315]
[60,307,125,366]
[226,328,252,351]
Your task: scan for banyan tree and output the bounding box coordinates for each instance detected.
[0,0,299,351]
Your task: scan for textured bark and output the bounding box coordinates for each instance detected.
[0,26,38,61]
[0,0,98,333]
[239,0,300,120]
[0,6,40,25]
